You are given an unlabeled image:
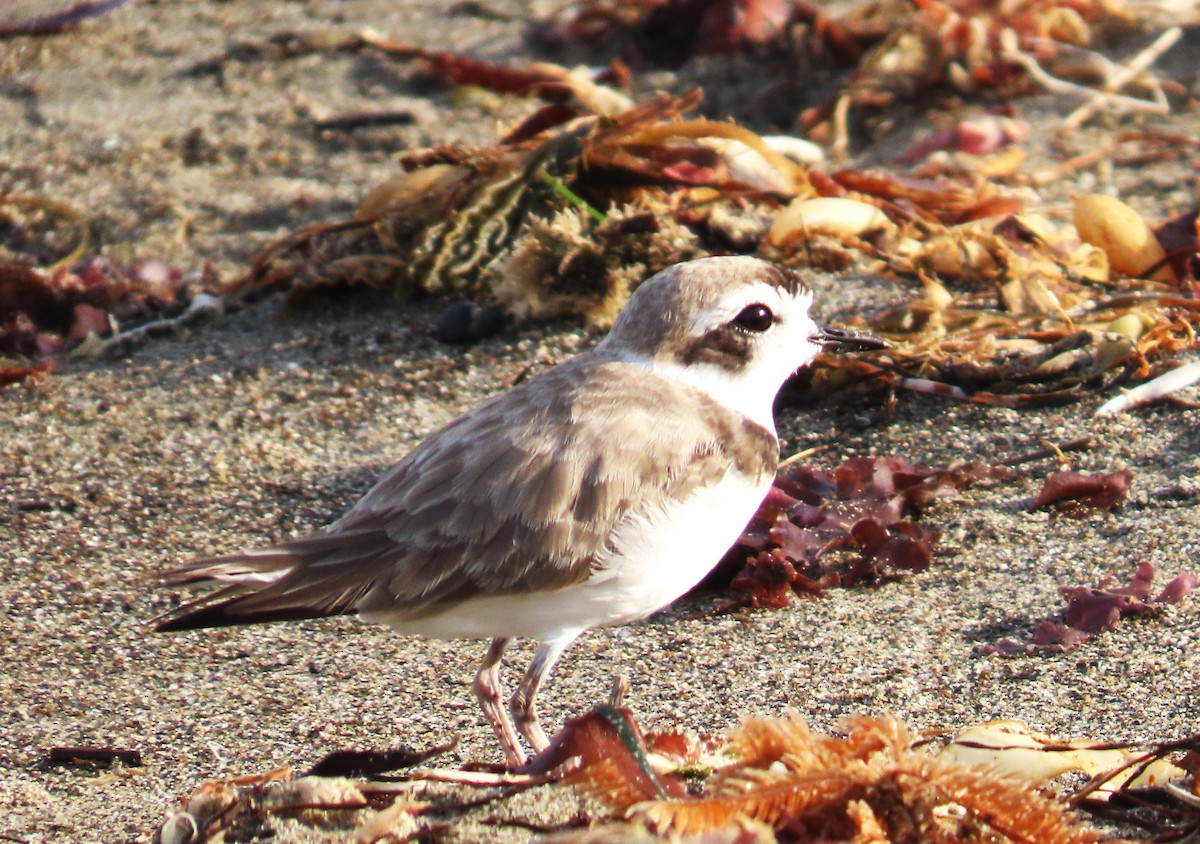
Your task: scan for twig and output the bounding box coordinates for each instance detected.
[1030,142,1116,185]
[777,444,828,470]
[313,110,415,131]
[1063,27,1181,131]
[1070,733,1200,804]
[829,93,851,161]
[1164,781,1200,810]
[71,292,224,359]
[405,767,556,787]
[999,30,1171,117]
[1003,437,1092,467]
[1095,360,1200,415]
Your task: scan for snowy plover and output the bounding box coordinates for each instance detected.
[156,256,886,766]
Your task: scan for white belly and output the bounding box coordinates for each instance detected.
[369,469,771,642]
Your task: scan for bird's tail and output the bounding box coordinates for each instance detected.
[153,530,394,631]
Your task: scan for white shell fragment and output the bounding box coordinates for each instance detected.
[1095,360,1200,415]
[761,134,825,164]
[946,720,1185,795]
[768,197,891,244]
[700,135,823,195]
[1073,194,1174,282]
[158,811,199,844]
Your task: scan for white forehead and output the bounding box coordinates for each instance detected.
[687,276,815,333]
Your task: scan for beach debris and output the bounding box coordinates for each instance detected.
[154,708,1199,842]
[1096,359,1200,415]
[768,196,892,244]
[0,358,54,388]
[7,7,1199,410]
[981,561,1197,655]
[1030,468,1134,516]
[562,712,1103,843]
[0,0,130,39]
[305,739,456,778]
[545,712,1196,841]
[157,766,424,844]
[532,0,797,62]
[0,241,219,382]
[232,61,1200,405]
[896,113,1030,163]
[946,720,1185,795]
[1072,732,1200,840]
[1073,194,1174,282]
[70,292,224,359]
[719,456,1008,607]
[46,745,143,768]
[237,90,741,318]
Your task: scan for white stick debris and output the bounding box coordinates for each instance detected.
[1095,360,1200,415]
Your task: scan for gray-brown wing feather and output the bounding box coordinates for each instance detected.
[155,355,776,631]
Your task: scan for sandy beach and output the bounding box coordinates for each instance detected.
[2,2,1198,841]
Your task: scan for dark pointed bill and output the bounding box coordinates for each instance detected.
[813,325,890,352]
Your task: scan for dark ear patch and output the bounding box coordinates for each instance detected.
[680,326,754,372]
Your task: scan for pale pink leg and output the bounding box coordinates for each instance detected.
[509,635,577,754]
[472,637,526,767]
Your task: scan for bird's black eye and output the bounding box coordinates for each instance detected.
[732,304,774,333]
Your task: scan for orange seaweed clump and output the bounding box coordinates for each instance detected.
[572,714,1103,843]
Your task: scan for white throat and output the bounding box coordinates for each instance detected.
[617,351,782,435]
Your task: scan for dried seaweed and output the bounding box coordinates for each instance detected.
[10,6,1196,414]
[540,0,1161,141]
[238,92,723,318]
[158,767,422,844]
[1030,468,1134,515]
[803,0,1152,144]
[165,713,1193,843]
[0,193,224,369]
[720,456,1005,607]
[942,721,1200,840]
[570,713,1102,843]
[227,37,1198,408]
[981,561,1197,655]
[1073,732,1200,840]
[305,739,455,778]
[532,0,796,63]
[0,358,54,388]
[0,255,217,366]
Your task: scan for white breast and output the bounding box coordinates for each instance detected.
[371,468,771,642]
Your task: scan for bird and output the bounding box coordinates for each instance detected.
[154,255,887,767]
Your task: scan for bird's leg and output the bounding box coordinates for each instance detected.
[510,636,575,755]
[472,637,526,767]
